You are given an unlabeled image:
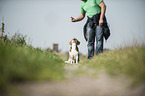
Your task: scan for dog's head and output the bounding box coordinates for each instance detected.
[69,37,80,45]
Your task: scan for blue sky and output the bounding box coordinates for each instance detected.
[0,0,145,54]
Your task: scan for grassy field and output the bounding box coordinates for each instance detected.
[0,41,65,93]
[0,37,145,95]
[78,45,145,85]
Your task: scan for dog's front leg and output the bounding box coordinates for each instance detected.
[76,55,79,64]
[71,59,74,64]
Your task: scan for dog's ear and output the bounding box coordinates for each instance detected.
[69,40,72,45]
[76,39,80,45]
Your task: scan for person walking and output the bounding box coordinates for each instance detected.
[71,0,107,59]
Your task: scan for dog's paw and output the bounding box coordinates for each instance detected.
[65,61,70,63]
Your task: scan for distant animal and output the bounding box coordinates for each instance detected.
[65,38,80,64]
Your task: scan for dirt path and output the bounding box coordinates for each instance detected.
[14,64,145,96]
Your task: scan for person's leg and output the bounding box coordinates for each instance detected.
[87,25,95,59]
[95,25,104,55]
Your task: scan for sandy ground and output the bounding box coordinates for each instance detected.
[13,64,145,96]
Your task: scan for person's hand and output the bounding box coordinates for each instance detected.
[99,19,103,26]
[70,17,75,22]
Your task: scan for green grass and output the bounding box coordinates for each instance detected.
[1,38,145,94]
[79,45,145,84]
[0,42,65,93]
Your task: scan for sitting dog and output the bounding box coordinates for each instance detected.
[65,38,80,64]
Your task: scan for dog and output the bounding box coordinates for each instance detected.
[65,38,80,64]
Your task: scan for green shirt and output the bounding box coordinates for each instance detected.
[81,0,103,18]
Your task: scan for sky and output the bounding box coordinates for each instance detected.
[0,0,145,54]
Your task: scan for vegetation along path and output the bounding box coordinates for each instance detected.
[1,40,145,96]
[15,52,145,96]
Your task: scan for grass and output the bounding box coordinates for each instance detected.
[78,45,145,84]
[0,42,65,93]
[1,36,145,94]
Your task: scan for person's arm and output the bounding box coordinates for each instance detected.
[99,1,106,26]
[71,13,85,22]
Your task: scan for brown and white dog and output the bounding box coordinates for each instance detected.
[65,38,80,64]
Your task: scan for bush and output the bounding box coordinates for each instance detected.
[11,32,27,46]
